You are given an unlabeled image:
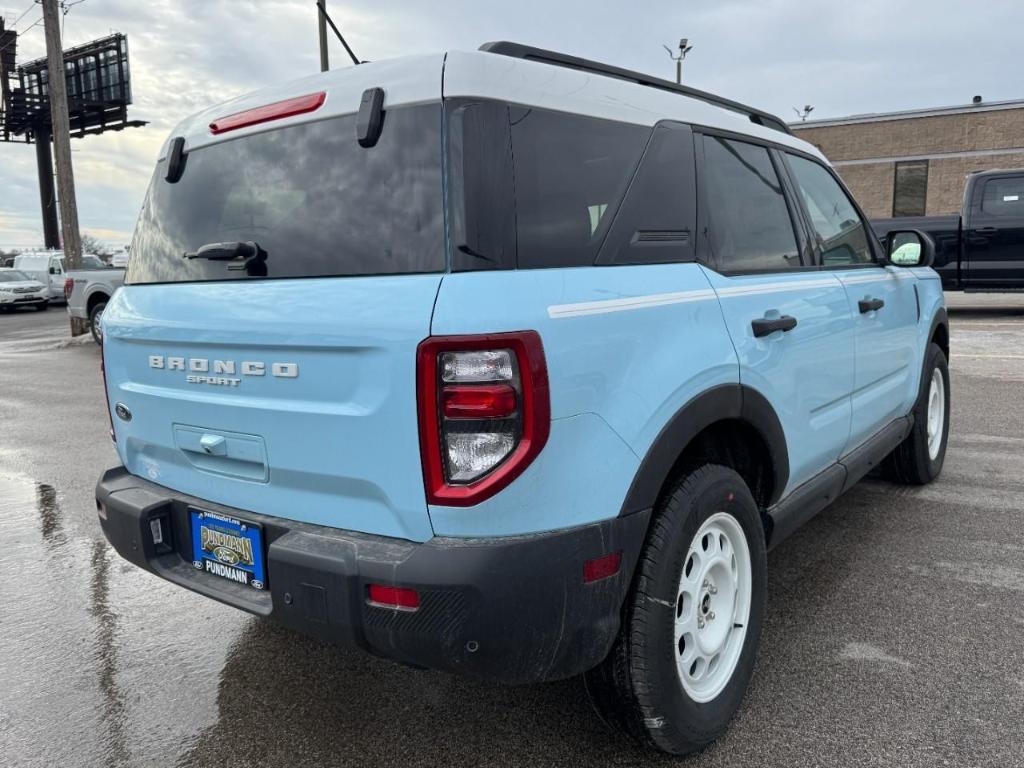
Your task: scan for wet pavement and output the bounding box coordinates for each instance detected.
[1,299,1023,767]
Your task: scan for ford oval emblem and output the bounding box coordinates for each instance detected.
[114,403,132,422]
[213,546,240,566]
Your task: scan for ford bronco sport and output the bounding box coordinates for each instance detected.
[96,42,950,754]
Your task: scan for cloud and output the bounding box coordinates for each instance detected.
[0,0,1020,249]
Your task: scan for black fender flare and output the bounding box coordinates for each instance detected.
[619,383,789,516]
[928,307,949,356]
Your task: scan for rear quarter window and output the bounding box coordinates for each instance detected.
[448,100,689,271]
[509,107,650,269]
[127,103,445,285]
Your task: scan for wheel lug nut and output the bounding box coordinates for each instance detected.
[708,612,715,620]
[709,586,718,595]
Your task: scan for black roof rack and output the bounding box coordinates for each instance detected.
[478,41,791,135]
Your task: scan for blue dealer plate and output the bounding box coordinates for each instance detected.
[190,508,267,590]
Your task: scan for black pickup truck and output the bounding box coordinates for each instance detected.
[872,169,1024,291]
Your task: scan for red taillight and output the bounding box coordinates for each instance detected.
[417,332,550,507]
[209,91,326,135]
[442,384,517,419]
[63,277,73,299]
[100,354,115,443]
[367,584,420,611]
[583,552,622,583]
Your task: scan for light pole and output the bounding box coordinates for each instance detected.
[663,38,693,84]
[792,104,814,122]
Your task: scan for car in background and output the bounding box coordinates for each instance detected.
[873,169,1024,291]
[0,268,49,311]
[65,263,125,344]
[13,252,108,303]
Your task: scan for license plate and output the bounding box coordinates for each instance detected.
[190,508,267,590]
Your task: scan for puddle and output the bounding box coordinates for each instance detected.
[0,471,241,767]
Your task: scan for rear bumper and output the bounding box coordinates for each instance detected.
[96,466,650,684]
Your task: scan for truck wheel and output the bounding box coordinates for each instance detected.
[585,464,767,755]
[89,301,107,345]
[884,342,950,485]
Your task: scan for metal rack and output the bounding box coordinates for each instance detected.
[479,41,791,135]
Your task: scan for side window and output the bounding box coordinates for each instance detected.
[509,107,650,269]
[701,136,801,272]
[981,176,1024,217]
[596,121,697,266]
[785,154,874,267]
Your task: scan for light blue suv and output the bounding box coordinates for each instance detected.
[96,42,950,754]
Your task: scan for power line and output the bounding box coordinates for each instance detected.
[7,1,38,29]
[0,14,43,57]
[60,0,88,40]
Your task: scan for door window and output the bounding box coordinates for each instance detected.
[701,136,801,272]
[786,154,874,266]
[981,176,1024,217]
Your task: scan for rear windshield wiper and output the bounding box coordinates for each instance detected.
[184,241,268,276]
[184,241,262,260]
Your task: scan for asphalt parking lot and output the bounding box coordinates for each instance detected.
[1,296,1022,768]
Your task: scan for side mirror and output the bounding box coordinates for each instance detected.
[884,229,935,268]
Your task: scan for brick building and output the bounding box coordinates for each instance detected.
[791,98,1024,219]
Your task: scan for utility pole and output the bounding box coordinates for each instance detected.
[40,0,86,334]
[317,0,329,71]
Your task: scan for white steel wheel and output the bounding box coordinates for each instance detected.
[674,511,752,703]
[926,368,945,461]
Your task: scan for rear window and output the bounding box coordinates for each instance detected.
[127,103,444,285]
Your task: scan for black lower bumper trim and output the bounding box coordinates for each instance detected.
[96,466,650,684]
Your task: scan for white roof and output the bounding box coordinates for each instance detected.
[165,48,823,162]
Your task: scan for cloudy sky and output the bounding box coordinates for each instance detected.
[0,0,1019,249]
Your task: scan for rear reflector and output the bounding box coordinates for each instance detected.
[209,91,326,135]
[367,584,420,610]
[583,552,622,583]
[442,384,517,419]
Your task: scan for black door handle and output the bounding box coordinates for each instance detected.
[858,297,885,313]
[751,315,798,337]
[975,227,998,235]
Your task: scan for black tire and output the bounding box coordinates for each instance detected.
[585,464,767,755]
[884,343,950,485]
[36,301,49,311]
[89,301,106,345]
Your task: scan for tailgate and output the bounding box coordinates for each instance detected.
[102,276,441,542]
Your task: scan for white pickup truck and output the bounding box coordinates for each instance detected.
[65,264,125,344]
